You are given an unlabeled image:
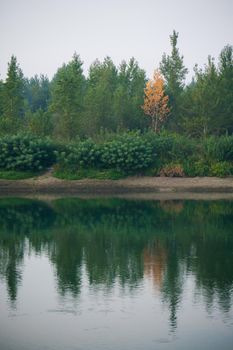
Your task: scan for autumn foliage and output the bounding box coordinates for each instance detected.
[142,70,170,133]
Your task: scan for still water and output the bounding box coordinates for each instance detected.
[0,197,233,350]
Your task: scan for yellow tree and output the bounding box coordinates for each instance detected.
[142,69,170,132]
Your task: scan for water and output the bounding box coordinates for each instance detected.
[0,197,233,350]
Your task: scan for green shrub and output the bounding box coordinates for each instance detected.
[209,161,233,177]
[144,132,197,167]
[0,134,56,171]
[100,133,153,172]
[204,136,233,162]
[171,134,197,160]
[55,139,101,170]
[144,132,173,166]
[0,170,39,180]
[183,159,210,177]
[56,133,154,173]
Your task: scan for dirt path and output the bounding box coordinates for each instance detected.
[0,174,233,196]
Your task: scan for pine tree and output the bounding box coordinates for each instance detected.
[218,45,233,134]
[25,74,51,113]
[82,57,118,135]
[1,55,25,134]
[113,58,146,130]
[49,53,85,140]
[160,31,188,131]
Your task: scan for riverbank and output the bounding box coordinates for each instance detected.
[0,174,233,196]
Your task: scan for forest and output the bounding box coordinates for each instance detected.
[0,31,233,178]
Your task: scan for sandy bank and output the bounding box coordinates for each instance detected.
[0,175,233,197]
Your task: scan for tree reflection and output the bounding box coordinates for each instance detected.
[0,197,232,330]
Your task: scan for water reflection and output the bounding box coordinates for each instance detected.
[0,197,233,333]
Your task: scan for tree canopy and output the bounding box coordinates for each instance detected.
[0,33,232,139]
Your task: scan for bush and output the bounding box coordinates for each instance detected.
[56,133,154,173]
[209,161,233,177]
[144,132,173,166]
[144,132,197,167]
[204,136,233,162]
[55,139,100,170]
[0,134,56,171]
[171,134,197,160]
[183,159,210,177]
[100,133,153,172]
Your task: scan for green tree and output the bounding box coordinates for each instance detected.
[25,74,51,113]
[218,45,233,134]
[0,79,4,117]
[1,55,25,134]
[160,30,188,131]
[113,58,147,130]
[82,57,118,136]
[49,53,85,140]
[180,57,220,137]
[25,109,53,136]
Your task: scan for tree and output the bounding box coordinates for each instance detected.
[49,53,85,140]
[113,58,147,130]
[0,79,4,117]
[218,45,233,134]
[142,70,170,133]
[25,109,53,136]
[160,31,188,131]
[25,74,51,113]
[82,57,118,135]
[1,55,25,134]
[180,57,220,137]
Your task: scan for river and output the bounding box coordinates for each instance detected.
[0,197,233,349]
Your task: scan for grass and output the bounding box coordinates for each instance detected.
[53,168,126,180]
[0,170,41,180]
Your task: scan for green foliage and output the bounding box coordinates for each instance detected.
[49,53,85,140]
[218,45,233,134]
[100,133,153,172]
[54,132,233,177]
[209,161,233,177]
[25,74,51,112]
[1,42,232,140]
[54,168,125,180]
[56,133,153,173]
[1,55,26,134]
[55,139,100,170]
[113,58,147,130]
[144,132,196,168]
[184,159,210,177]
[82,57,118,135]
[180,45,233,136]
[0,134,56,171]
[159,30,188,131]
[0,170,39,180]
[180,58,220,137]
[0,40,232,177]
[26,109,53,137]
[204,135,233,162]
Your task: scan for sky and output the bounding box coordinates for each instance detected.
[0,0,233,81]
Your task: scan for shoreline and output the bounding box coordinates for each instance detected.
[0,175,233,199]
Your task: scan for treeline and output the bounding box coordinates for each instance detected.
[0,31,232,140]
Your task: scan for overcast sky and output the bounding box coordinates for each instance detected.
[0,0,232,81]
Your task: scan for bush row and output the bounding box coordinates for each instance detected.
[0,134,56,171]
[0,133,233,176]
[55,133,154,172]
